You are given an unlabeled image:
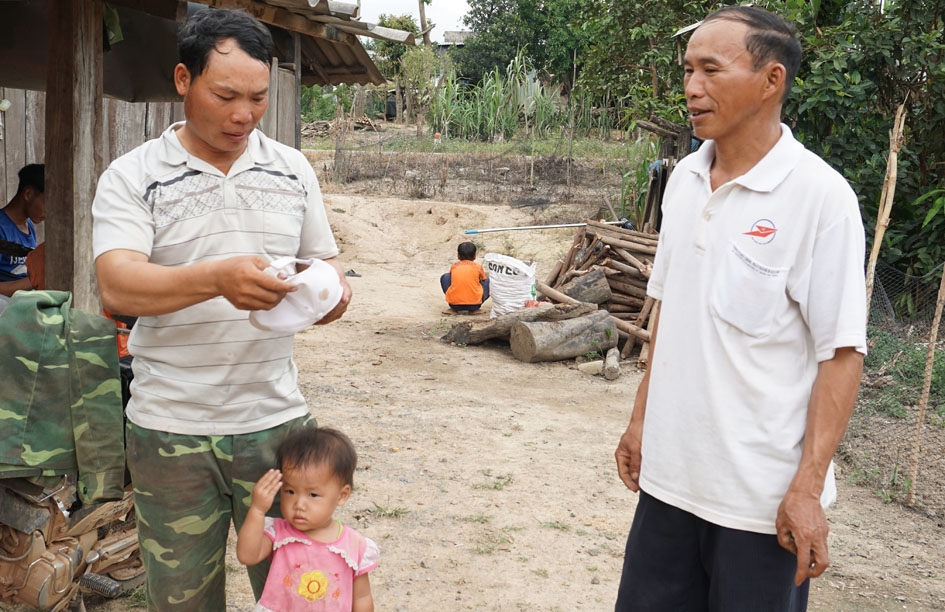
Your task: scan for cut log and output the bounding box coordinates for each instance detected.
[607,278,648,300]
[611,246,653,277]
[558,268,613,304]
[604,347,621,380]
[606,293,646,308]
[441,302,597,345]
[555,227,587,285]
[537,280,580,305]
[573,238,607,271]
[602,258,648,280]
[597,234,658,256]
[510,310,617,363]
[585,220,660,245]
[604,305,639,314]
[612,318,650,343]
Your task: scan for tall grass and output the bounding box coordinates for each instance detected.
[429,50,624,143]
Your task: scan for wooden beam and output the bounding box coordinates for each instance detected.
[46,0,104,312]
[205,0,356,45]
[106,0,184,20]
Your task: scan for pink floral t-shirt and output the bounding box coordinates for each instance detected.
[255,518,379,612]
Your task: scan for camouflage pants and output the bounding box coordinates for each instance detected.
[127,415,316,612]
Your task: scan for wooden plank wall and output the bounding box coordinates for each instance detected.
[0,89,45,206]
[276,68,297,147]
[3,67,298,200]
[259,65,297,146]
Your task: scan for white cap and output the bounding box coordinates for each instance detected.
[249,257,343,333]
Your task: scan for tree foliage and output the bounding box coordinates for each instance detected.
[401,45,446,135]
[457,0,585,90]
[575,0,702,122]
[368,14,421,80]
[573,0,945,276]
[441,0,945,276]
[776,0,945,277]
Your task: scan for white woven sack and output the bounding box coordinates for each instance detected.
[483,253,537,318]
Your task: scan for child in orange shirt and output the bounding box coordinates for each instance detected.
[439,241,489,313]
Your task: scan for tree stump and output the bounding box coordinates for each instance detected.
[510,310,617,363]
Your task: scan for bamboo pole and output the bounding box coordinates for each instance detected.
[585,219,659,244]
[865,102,908,310]
[905,262,945,506]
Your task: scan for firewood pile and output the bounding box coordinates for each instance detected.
[352,115,380,131]
[300,116,379,139]
[300,121,332,138]
[539,219,660,368]
[440,117,690,374]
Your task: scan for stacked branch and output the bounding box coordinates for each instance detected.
[542,219,660,368]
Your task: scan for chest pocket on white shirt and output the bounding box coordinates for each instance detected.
[710,242,788,338]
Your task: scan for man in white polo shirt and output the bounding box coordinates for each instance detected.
[614,7,866,611]
[92,9,351,611]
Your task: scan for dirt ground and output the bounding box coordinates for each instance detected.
[77,151,944,611]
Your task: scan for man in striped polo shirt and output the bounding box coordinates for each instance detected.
[92,9,351,611]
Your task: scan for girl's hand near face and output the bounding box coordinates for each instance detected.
[249,469,282,514]
[237,469,282,566]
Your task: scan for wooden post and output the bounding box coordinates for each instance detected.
[417,0,431,47]
[293,32,302,150]
[905,262,945,506]
[45,0,104,313]
[259,57,279,139]
[865,102,908,311]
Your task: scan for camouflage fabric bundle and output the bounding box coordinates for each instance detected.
[0,290,125,503]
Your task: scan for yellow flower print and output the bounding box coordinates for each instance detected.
[297,569,329,602]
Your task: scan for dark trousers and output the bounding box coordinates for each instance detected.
[615,491,810,612]
[439,272,490,311]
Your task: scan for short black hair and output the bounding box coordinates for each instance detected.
[701,6,802,103]
[17,164,44,195]
[457,241,477,261]
[277,427,358,488]
[178,8,274,79]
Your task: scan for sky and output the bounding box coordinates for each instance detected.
[358,0,470,44]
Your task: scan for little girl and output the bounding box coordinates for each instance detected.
[237,427,378,612]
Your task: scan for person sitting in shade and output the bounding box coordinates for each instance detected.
[440,241,489,314]
[0,164,45,310]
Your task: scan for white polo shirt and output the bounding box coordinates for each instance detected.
[92,124,339,436]
[641,125,867,534]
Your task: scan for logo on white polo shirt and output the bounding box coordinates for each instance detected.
[744,219,777,244]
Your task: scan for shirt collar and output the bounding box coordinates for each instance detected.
[686,124,803,193]
[157,122,276,175]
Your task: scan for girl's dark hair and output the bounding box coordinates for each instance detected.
[702,6,802,103]
[178,8,274,79]
[277,427,357,487]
